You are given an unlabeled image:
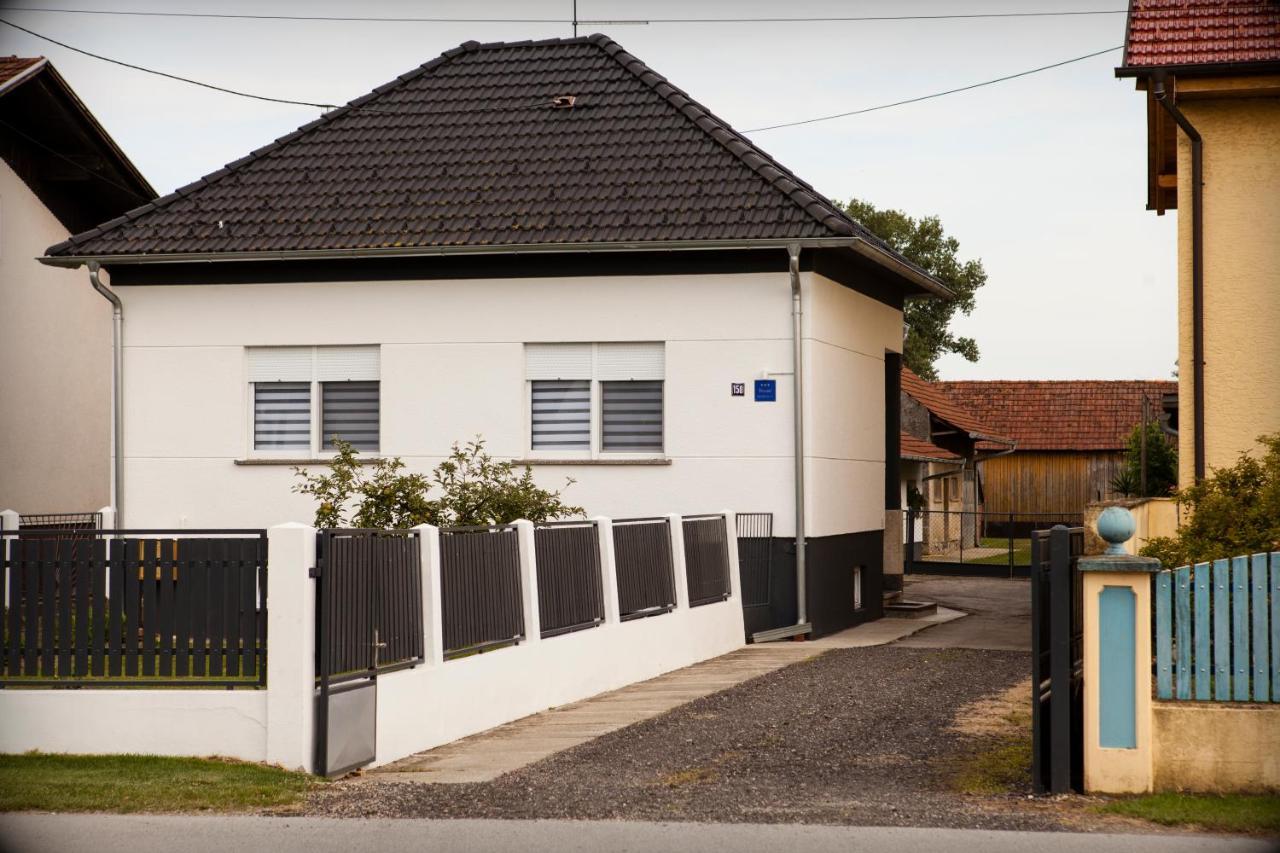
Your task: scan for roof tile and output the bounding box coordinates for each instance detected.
[1122,0,1280,68]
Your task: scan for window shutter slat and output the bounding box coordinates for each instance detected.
[531,380,590,450]
[316,346,379,381]
[526,343,592,380]
[248,348,313,382]
[596,342,664,380]
[254,382,311,449]
[602,381,663,451]
[322,381,380,451]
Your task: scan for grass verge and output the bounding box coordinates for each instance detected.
[0,752,319,813]
[1096,792,1280,835]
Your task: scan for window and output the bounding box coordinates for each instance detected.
[248,346,379,454]
[526,342,664,456]
[853,566,863,610]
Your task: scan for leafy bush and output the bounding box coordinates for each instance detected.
[293,437,582,529]
[1140,432,1280,567]
[1110,421,1177,498]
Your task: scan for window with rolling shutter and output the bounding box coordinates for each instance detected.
[531,380,591,449]
[247,345,379,455]
[602,380,664,451]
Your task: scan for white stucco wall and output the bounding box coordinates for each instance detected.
[115,268,900,537]
[0,160,110,512]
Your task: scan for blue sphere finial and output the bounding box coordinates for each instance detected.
[1096,506,1136,555]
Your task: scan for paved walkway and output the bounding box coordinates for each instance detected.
[2,815,1261,853]
[896,574,1031,651]
[370,607,963,783]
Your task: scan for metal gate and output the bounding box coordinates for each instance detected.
[1030,524,1085,794]
[312,529,424,777]
[736,513,773,609]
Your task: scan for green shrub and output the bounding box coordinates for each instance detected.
[293,437,583,529]
[1140,432,1280,567]
[1111,421,1177,498]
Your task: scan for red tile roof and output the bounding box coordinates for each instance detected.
[936,380,1177,452]
[901,366,1009,442]
[1122,0,1280,69]
[900,431,960,463]
[0,56,44,90]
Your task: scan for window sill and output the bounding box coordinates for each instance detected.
[512,458,672,467]
[234,457,384,466]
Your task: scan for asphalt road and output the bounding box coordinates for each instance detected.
[0,815,1268,853]
[896,574,1032,651]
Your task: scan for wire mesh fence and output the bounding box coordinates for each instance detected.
[906,510,1084,576]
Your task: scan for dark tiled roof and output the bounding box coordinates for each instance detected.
[0,56,44,90]
[47,34,882,259]
[937,380,1177,451]
[900,431,960,463]
[1121,0,1280,69]
[901,366,1009,442]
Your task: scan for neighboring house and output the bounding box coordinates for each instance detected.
[1116,0,1280,486]
[0,56,154,513]
[897,366,1013,557]
[36,35,951,639]
[938,379,1178,517]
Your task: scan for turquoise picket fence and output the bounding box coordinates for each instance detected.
[1154,552,1280,702]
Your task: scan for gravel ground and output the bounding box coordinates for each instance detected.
[307,645,1072,829]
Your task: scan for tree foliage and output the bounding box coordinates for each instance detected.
[839,198,986,380]
[1140,433,1280,567]
[292,437,583,529]
[1110,421,1178,498]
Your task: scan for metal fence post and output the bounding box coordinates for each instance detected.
[1008,512,1015,578]
[513,520,542,645]
[666,513,689,610]
[721,510,741,602]
[592,516,620,624]
[413,524,444,665]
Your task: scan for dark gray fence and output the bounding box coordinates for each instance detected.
[906,510,1085,578]
[612,518,675,620]
[314,529,424,684]
[1,530,267,687]
[682,515,731,607]
[440,525,524,657]
[736,512,773,608]
[18,512,102,531]
[534,521,604,638]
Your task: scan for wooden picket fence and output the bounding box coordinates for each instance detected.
[1154,552,1279,702]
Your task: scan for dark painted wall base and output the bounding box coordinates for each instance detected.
[739,530,885,640]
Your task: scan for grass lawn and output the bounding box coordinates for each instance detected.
[965,537,1031,567]
[0,753,319,813]
[1097,792,1280,835]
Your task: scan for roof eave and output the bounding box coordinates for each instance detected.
[1115,59,1280,79]
[901,452,961,464]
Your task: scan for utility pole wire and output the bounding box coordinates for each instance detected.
[744,45,1123,132]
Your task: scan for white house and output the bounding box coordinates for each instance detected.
[39,35,949,638]
[0,56,154,513]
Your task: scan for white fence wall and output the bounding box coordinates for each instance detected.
[0,512,745,773]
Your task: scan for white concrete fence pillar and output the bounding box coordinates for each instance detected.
[97,506,116,531]
[1,510,17,609]
[414,524,444,665]
[265,522,317,773]
[1081,507,1161,794]
[592,515,620,624]
[666,513,689,611]
[722,509,741,602]
[514,519,542,646]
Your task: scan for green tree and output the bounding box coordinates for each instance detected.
[292,437,582,529]
[839,198,986,380]
[1110,421,1178,498]
[1140,432,1280,567]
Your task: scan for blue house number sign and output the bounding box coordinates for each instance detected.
[754,379,777,402]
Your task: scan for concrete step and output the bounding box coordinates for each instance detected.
[884,599,938,619]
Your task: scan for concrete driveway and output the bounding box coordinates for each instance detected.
[896,574,1031,651]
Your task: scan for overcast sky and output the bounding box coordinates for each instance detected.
[0,0,1177,381]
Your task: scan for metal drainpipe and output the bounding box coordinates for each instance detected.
[88,262,123,521]
[1153,74,1206,481]
[788,244,807,628]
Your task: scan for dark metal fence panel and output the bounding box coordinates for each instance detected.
[440,525,524,656]
[0,530,267,687]
[1030,524,1085,795]
[683,515,731,607]
[314,530,424,684]
[736,513,773,608]
[905,509,1084,578]
[534,522,604,638]
[612,518,675,620]
[18,512,102,531]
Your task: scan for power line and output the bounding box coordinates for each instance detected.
[4,6,1133,24]
[0,117,151,200]
[744,45,1123,132]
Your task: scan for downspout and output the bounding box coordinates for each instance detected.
[1153,74,1206,481]
[88,262,123,522]
[788,244,807,629]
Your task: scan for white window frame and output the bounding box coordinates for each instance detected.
[525,342,666,460]
[245,346,381,459]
